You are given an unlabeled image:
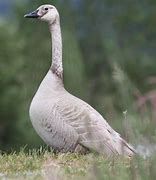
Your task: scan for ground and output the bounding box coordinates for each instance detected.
[0,148,156,180]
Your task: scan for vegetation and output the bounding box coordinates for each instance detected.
[0,148,156,180]
[0,0,156,179]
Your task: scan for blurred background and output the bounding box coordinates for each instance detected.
[0,0,156,153]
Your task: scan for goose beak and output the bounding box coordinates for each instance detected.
[24,10,39,18]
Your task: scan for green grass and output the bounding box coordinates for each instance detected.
[0,148,156,180]
[0,114,156,180]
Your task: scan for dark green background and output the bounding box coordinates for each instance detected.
[0,0,156,152]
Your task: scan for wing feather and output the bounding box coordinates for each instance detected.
[56,93,135,156]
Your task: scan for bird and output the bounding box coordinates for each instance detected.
[24,4,136,157]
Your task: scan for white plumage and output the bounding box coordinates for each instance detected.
[25,4,135,157]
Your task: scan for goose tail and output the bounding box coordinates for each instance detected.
[119,138,137,157]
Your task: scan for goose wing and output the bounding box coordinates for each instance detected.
[57,93,135,156]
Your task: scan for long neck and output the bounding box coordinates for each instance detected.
[49,18,63,79]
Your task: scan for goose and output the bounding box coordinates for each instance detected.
[24,4,136,157]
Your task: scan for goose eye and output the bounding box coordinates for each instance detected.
[45,7,48,11]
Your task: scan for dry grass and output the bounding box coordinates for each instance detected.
[0,148,156,180]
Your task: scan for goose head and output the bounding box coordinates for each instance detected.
[24,4,59,24]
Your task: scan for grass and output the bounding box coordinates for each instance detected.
[0,147,156,180]
[0,113,156,180]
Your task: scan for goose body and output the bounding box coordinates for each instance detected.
[25,5,135,157]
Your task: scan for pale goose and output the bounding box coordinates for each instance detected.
[24,4,136,157]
